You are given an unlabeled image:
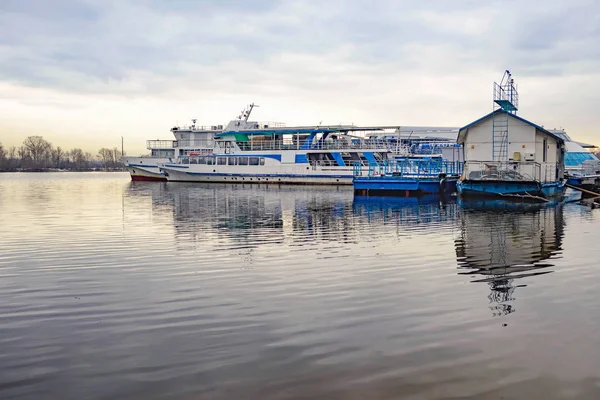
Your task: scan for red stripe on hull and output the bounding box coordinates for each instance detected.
[131,175,167,182]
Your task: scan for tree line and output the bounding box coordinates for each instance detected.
[0,136,125,172]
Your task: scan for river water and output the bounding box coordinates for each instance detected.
[1,172,599,399]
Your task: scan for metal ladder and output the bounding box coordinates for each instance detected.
[492,111,509,162]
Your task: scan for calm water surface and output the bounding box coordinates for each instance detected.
[1,172,600,399]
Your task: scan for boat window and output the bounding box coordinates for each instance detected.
[189,157,197,164]
[181,156,189,164]
[196,156,205,164]
[238,157,249,166]
[206,157,214,165]
[228,157,236,165]
[249,157,260,166]
[260,158,265,166]
[217,157,227,165]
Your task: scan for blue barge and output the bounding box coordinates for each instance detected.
[353,158,463,196]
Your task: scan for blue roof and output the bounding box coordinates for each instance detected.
[565,152,597,166]
[458,110,565,143]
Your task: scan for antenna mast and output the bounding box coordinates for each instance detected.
[492,70,519,162]
[244,103,258,122]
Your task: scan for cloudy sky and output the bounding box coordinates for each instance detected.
[1,0,599,154]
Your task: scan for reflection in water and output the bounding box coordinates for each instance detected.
[352,195,459,226]
[4,174,600,399]
[124,183,360,248]
[455,199,565,316]
[125,184,462,246]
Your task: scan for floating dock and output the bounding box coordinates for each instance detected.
[456,71,566,201]
[353,158,462,196]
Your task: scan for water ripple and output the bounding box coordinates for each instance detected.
[1,173,600,399]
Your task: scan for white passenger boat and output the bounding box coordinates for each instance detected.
[159,105,399,185]
[122,122,223,181]
[126,103,461,185]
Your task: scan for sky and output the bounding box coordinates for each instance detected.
[1,0,599,155]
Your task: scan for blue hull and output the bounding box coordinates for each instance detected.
[457,180,565,200]
[566,176,600,196]
[353,176,456,196]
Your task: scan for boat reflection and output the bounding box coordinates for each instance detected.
[123,184,465,249]
[455,199,565,316]
[352,195,459,227]
[123,182,358,247]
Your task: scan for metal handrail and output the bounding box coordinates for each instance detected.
[147,140,176,149]
[354,159,463,178]
[462,161,559,182]
[236,139,396,151]
[176,140,216,148]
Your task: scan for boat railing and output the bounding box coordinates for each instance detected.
[582,160,600,175]
[254,121,287,129]
[310,159,361,167]
[353,159,463,178]
[411,142,461,155]
[462,161,560,182]
[236,139,396,151]
[147,140,177,149]
[176,140,216,148]
[171,125,223,131]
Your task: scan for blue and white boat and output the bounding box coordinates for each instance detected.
[159,105,400,184]
[551,130,600,193]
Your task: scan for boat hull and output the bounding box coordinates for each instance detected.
[457,180,565,199]
[161,166,353,185]
[127,166,167,182]
[353,176,454,196]
[566,175,600,196]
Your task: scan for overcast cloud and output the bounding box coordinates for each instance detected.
[0,0,598,153]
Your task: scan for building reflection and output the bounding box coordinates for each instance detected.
[455,199,565,316]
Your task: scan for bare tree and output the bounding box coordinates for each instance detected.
[7,146,17,170]
[51,146,65,169]
[0,142,5,170]
[18,145,31,169]
[98,148,112,170]
[84,152,93,168]
[69,148,86,170]
[22,136,52,168]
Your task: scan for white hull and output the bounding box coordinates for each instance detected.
[123,157,171,181]
[161,164,354,185]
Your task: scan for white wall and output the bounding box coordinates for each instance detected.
[462,115,536,161]
[460,114,564,182]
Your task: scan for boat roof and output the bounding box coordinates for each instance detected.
[458,109,565,144]
[215,125,386,137]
